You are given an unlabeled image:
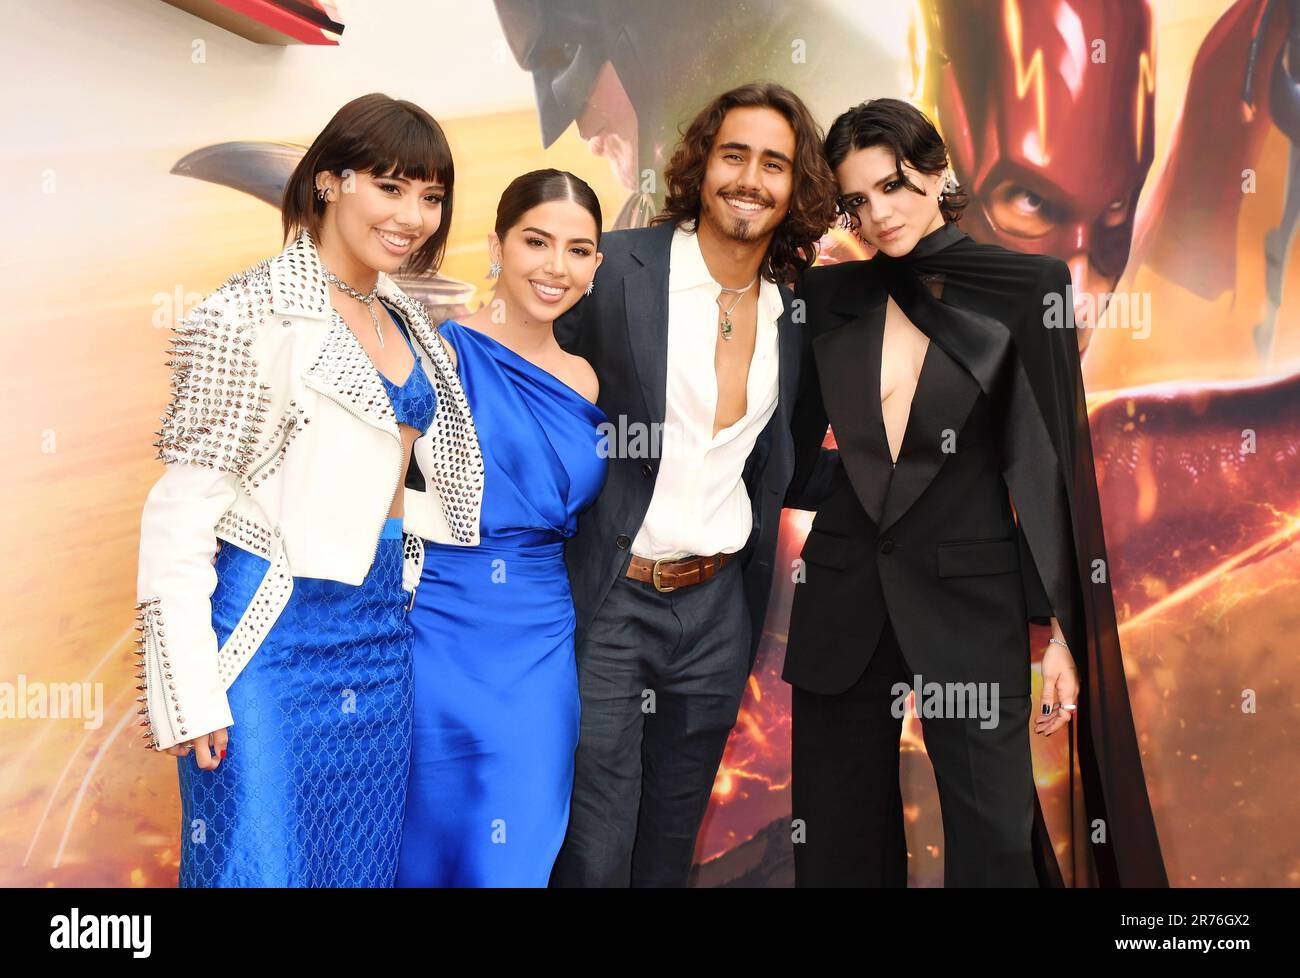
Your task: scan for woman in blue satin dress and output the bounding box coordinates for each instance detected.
[396,170,608,887]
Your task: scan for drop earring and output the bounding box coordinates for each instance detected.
[938,167,956,206]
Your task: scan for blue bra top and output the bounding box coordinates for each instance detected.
[376,300,438,434]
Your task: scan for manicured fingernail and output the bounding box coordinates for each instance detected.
[220,749,227,759]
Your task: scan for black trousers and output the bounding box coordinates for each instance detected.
[791,617,1038,887]
[550,557,750,887]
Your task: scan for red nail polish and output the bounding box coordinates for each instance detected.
[220,749,227,759]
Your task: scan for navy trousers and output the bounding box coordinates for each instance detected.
[550,557,751,887]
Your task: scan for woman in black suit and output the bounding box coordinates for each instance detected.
[784,99,1166,887]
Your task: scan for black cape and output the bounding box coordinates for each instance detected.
[872,221,1167,887]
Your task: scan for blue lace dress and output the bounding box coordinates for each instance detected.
[177,299,437,887]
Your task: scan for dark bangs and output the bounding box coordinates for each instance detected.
[282,93,456,276]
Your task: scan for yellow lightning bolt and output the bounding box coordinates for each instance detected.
[1003,0,1045,164]
[1004,0,1047,164]
[909,0,929,104]
[1136,46,1155,162]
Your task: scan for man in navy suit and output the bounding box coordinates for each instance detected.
[551,82,837,886]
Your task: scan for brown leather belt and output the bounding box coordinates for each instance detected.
[626,552,732,593]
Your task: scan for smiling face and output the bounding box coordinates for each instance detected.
[490,198,603,325]
[834,144,946,257]
[697,105,795,246]
[315,167,446,275]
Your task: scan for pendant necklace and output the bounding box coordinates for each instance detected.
[323,266,384,347]
[716,274,757,341]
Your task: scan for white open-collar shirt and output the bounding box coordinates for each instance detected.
[631,224,783,560]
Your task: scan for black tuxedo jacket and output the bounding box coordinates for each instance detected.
[554,221,800,663]
[783,258,1054,697]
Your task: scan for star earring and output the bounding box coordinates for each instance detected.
[585,280,595,295]
[488,260,501,278]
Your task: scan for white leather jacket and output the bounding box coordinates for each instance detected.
[133,231,483,750]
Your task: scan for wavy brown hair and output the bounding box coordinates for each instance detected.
[653,82,837,284]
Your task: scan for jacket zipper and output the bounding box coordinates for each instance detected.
[241,416,297,489]
[142,613,179,746]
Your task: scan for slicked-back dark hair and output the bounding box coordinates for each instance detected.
[654,82,837,284]
[824,97,968,228]
[282,92,455,276]
[494,168,603,244]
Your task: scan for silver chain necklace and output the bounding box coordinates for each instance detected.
[715,274,757,341]
[322,265,384,347]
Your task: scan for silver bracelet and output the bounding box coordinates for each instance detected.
[1047,637,1069,650]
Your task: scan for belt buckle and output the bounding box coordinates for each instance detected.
[651,557,677,593]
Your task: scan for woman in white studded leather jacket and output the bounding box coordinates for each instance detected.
[131,93,484,887]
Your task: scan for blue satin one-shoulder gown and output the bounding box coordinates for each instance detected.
[396,319,607,887]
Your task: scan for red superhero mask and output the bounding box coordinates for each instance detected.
[917,0,1155,287]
